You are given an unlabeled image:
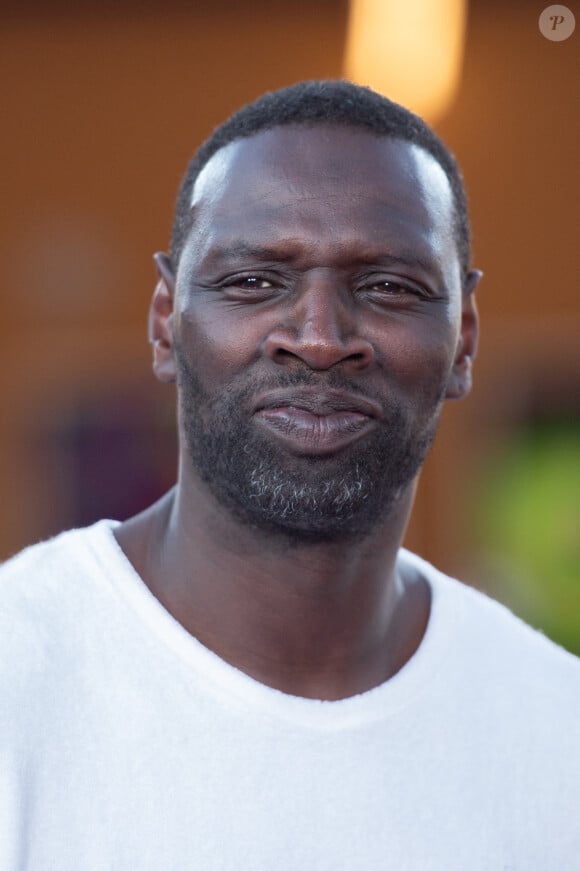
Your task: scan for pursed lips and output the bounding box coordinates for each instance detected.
[253,389,382,418]
[252,389,381,454]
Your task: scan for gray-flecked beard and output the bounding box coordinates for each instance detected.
[175,349,443,545]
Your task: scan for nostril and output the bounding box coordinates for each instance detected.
[263,329,375,371]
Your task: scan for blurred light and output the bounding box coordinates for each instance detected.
[343,0,466,123]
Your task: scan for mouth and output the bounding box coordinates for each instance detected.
[252,389,381,455]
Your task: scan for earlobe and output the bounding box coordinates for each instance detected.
[445,351,473,400]
[149,252,177,384]
[445,268,482,401]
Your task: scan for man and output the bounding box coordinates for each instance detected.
[1,80,578,868]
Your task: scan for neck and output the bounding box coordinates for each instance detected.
[115,473,429,701]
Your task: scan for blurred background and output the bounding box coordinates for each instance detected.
[1,0,578,652]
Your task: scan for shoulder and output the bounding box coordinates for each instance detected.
[0,519,120,604]
[404,549,580,835]
[0,520,121,690]
[400,547,580,707]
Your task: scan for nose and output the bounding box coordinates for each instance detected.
[261,273,375,371]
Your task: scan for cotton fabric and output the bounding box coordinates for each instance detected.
[1,520,579,869]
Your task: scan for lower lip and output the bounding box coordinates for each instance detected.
[254,407,375,455]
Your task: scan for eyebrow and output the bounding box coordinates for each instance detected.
[209,243,295,263]
[207,242,438,275]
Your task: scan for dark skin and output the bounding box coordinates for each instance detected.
[116,126,480,700]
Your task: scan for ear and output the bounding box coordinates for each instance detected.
[149,252,176,384]
[445,269,482,400]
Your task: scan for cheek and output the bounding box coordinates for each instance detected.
[370,315,458,396]
[176,302,263,384]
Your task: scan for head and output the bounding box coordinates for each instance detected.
[151,80,481,545]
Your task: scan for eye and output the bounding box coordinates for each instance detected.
[360,278,426,300]
[367,280,408,294]
[228,276,274,290]
[220,274,281,300]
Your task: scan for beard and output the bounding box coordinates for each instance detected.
[175,347,443,545]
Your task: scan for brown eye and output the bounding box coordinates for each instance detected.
[368,281,408,294]
[229,277,273,290]
[220,274,281,302]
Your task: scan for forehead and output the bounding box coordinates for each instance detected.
[187,126,457,272]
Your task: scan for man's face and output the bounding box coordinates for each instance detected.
[159,126,477,543]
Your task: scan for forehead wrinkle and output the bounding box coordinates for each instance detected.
[197,170,453,244]
[182,204,452,288]
[193,235,446,285]
[190,138,455,243]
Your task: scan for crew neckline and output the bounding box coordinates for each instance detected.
[83,518,462,729]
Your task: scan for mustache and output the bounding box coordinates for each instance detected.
[217,368,386,411]
[174,342,385,408]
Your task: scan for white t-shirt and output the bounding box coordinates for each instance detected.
[1,520,579,870]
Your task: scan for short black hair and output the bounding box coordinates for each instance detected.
[170,79,471,279]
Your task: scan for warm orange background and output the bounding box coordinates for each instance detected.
[1,0,578,593]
